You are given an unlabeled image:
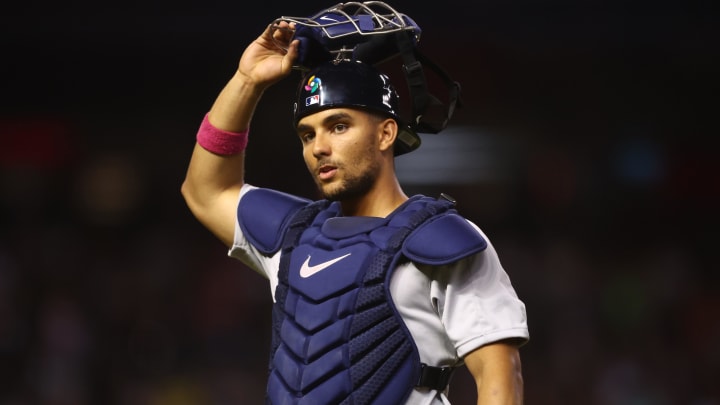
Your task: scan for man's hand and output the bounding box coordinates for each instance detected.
[237,21,299,88]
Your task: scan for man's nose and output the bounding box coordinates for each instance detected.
[312,132,331,157]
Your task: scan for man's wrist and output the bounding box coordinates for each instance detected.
[196,113,249,155]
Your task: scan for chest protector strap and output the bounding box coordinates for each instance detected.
[266,196,460,405]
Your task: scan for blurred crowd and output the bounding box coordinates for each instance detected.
[1,2,717,404]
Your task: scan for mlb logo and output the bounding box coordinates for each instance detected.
[305,95,320,107]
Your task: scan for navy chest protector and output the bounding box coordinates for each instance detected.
[239,189,487,404]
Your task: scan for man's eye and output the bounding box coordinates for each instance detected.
[300,133,315,143]
[333,123,348,132]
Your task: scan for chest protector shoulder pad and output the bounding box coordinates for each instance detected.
[238,188,312,254]
[403,213,488,265]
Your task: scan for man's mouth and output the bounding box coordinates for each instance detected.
[317,164,337,180]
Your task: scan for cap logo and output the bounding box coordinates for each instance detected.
[305,95,320,106]
[305,75,321,93]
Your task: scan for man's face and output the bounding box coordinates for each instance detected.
[296,108,384,201]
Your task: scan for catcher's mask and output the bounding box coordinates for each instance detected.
[273,1,462,155]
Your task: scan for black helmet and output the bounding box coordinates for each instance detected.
[292,60,421,156]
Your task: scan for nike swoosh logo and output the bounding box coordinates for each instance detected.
[319,15,339,22]
[299,253,352,278]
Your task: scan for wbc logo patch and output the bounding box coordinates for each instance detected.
[305,75,321,92]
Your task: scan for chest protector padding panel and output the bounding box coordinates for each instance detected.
[266,196,455,405]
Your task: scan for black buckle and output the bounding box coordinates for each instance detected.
[416,363,455,391]
[438,193,457,206]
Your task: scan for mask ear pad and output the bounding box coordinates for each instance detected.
[293,27,333,69]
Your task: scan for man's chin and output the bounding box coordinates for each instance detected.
[317,175,373,202]
[320,188,342,201]
[319,183,353,202]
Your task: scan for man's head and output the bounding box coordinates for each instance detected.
[292,60,421,156]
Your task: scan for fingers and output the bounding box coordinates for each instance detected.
[269,20,296,48]
[249,21,298,75]
[282,39,299,71]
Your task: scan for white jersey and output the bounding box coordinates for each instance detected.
[228,184,529,404]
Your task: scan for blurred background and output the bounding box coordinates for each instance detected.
[1,0,717,404]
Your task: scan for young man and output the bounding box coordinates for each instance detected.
[182,19,529,405]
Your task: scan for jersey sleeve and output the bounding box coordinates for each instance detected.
[429,223,529,358]
[228,184,268,275]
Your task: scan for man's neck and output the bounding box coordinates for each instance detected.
[340,183,408,218]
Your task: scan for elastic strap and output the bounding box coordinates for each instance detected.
[395,32,462,134]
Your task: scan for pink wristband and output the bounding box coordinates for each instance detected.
[196,113,249,155]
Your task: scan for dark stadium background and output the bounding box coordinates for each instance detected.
[1,0,717,403]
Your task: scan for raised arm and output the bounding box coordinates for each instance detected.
[181,22,298,246]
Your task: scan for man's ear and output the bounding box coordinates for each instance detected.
[378,118,398,153]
